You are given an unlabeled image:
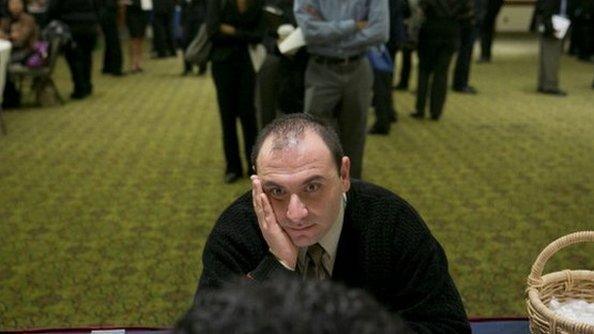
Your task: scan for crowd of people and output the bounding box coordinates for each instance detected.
[0,0,592,177]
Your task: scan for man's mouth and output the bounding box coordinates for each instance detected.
[285,224,315,232]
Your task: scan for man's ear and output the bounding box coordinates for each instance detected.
[340,156,351,192]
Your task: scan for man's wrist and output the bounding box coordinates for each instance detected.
[269,248,296,271]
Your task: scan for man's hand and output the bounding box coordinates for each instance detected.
[251,176,298,270]
[356,21,368,30]
[220,24,236,35]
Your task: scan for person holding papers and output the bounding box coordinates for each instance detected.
[534,0,572,96]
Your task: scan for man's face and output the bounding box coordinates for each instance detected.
[256,130,350,247]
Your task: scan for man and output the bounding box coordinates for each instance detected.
[99,0,124,76]
[477,0,503,63]
[534,0,571,96]
[369,0,405,135]
[181,278,413,334]
[196,114,471,333]
[452,0,478,94]
[294,0,389,179]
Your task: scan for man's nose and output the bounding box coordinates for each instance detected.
[286,194,308,222]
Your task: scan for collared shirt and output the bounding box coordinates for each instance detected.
[297,194,346,276]
[293,0,389,58]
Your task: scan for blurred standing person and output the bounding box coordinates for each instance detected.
[294,0,389,179]
[477,0,502,62]
[99,0,124,76]
[207,0,264,183]
[369,0,405,135]
[123,0,149,72]
[181,0,207,75]
[452,0,477,94]
[394,0,413,90]
[152,0,176,58]
[47,0,99,99]
[534,0,571,96]
[411,0,472,120]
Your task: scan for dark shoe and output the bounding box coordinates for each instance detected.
[368,125,390,135]
[477,57,491,64]
[389,110,398,123]
[224,172,241,184]
[410,112,424,120]
[538,88,567,96]
[70,90,90,100]
[393,83,408,91]
[453,86,478,94]
[430,114,441,121]
[110,71,125,77]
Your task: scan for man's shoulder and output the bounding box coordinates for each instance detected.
[348,180,431,238]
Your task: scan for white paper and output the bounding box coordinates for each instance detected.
[248,44,267,73]
[140,0,152,11]
[552,15,571,39]
[278,27,305,55]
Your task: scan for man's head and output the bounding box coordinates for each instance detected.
[176,278,413,334]
[250,114,350,247]
[8,0,24,16]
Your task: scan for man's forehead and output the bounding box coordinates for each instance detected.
[257,130,334,173]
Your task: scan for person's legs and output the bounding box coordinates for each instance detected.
[415,40,433,116]
[396,47,412,89]
[538,36,563,92]
[370,68,392,134]
[304,60,344,130]
[79,33,97,95]
[152,13,168,57]
[453,22,475,90]
[255,54,281,129]
[430,45,455,119]
[212,61,242,178]
[480,0,503,61]
[237,56,258,175]
[64,34,87,98]
[340,59,373,179]
[100,10,123,74]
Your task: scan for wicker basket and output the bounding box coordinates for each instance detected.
[526,231,594,334]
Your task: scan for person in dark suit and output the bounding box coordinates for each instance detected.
[152,0,176,57]
[46,0,99,99]
[195,114,471,334]
[99,0,124,76]
[206,0,264,183]
[452,0,478,94]
[181,0,207,75]
[369,0,405,135]
[412,0,472,120]
[477,0,502,62]
[534,0,571,96]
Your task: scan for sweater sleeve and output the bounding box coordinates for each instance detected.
[195,195,297,302]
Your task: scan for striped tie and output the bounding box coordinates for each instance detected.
[303,243,329,280]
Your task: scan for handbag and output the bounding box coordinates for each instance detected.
[184,23,211,65]
[367,45,393,73]
[184,0,227,65]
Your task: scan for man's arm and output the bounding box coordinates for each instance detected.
[293,0,359,45]
[338,0,390,50]
[388,208,471,334]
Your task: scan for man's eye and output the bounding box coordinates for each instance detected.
[269,188,285,197]
[305,183,320,193]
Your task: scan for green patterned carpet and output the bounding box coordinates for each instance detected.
[1,34,593,330]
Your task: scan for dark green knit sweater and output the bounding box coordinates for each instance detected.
[196,180,471,333]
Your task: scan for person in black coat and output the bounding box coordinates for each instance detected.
[152,0,176,58]
[369,0,405,135]
[452,0,478,94]
[411,0,472,121]
[477,0,502,62]
[181,0,207,74]
[46,0,99,99]
[206,0,264,183]
[98,0,123,76]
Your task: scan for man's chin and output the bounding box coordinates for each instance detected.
[287,230,320,248]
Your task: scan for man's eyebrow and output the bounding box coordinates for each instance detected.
[262,181,284,189]
[301,175,326,185]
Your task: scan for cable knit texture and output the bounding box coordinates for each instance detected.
[196,180,471,333]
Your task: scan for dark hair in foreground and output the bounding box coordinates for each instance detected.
[175,278,413,334]
[250,114,344,173]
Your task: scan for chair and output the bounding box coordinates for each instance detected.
[0,39,12,135]
[8,35,65,107]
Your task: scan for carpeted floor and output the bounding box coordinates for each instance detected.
[0,34,593,330]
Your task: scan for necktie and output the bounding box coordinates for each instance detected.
[303,243,329,280]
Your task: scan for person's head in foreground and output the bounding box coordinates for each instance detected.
[250,113,350,248]
[176,277,413,334]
